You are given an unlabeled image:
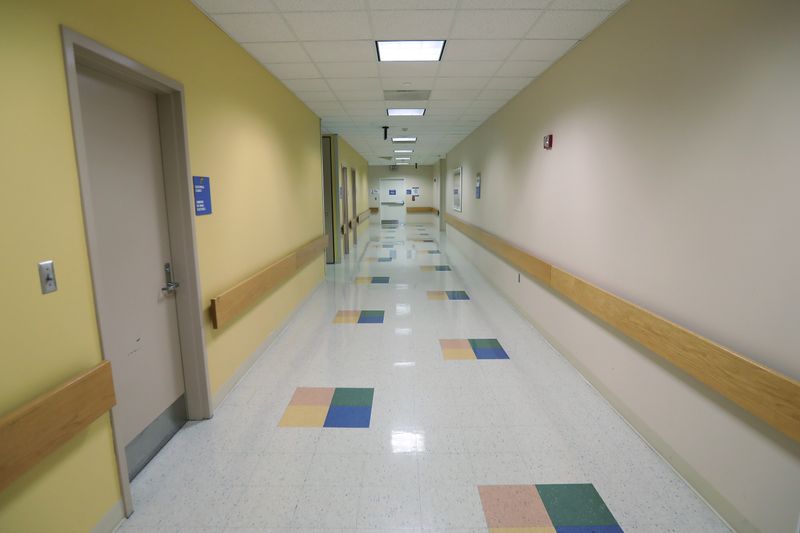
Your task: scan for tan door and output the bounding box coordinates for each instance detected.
[77,66,186,477]
[351,169,357,246]
[341,166,350,254]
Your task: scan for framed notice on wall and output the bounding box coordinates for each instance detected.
[453,166,462,212]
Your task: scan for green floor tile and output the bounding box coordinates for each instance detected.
[536,484,618,527]
[468,338,502,349]
[360,310,384,317]
[331,387,374,406]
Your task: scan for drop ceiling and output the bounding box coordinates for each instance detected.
[193,0,628,166]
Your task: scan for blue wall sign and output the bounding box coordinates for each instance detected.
[406,189,412,195]
[389,189,396,196]
[193,176,212,216]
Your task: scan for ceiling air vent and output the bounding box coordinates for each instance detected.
[383,90,431,101]
[379,156,393,160]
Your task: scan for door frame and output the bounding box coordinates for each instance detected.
[341,166,350,254]
[61,27,212,516]
[350,168,357,246]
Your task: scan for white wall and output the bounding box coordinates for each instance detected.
[444,0,800,532]
[368,165,435,209]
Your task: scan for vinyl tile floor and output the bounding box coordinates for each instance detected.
[115,218,731,533]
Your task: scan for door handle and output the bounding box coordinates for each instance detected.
[162,262,180,294]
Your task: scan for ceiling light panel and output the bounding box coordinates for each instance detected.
[377,41,446,62]
[395,157,411,160]
[392,137,417,142]
[388,108,426,116]
[394,149,413,153]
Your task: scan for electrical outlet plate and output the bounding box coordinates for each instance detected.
[38,260,57,294]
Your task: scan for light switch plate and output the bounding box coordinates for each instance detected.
[38,260,57,294]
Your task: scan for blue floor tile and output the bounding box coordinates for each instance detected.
[323,405,372,428]
[473,347,510,359]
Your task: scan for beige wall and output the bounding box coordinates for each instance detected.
[369,165,436,208]
[0,0,323,530]
[445,0,800,532]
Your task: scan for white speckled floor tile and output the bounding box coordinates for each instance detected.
[115,220,730,533]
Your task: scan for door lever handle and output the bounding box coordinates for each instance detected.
[162,262,180,294]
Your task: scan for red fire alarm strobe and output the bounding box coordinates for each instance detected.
[543,134,553,150]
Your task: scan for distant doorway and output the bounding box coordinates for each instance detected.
[380,178,406,225]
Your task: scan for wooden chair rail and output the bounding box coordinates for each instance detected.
[445,214,800,443]
[406,206,439,214]
[357,209,371,224]
[210,235,328,329]
[0,361,116,492]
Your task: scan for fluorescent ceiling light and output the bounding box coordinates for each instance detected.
[396,162,411,165]
[395,157,411,161]
[392,136,417,142]
[387,108,425,116]
[377,40,445,62]
[394,149,413,153]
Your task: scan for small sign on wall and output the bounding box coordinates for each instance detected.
[193,176,212,215]
[475,173,481,199]
[406,189,412,195]
[389,189,397,196]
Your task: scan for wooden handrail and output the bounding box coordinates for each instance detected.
[357,208,371,224]
[445,214,800,443]
[0,361,116,492]
[407,206,439,214]
[210,235,328,329]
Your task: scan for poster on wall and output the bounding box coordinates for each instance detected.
[453,167,462,212]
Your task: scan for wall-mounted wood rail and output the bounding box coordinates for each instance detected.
[357,208,371,224]
[0,361,116,492]
[407,206,439,214]
[210,235,328,329]
[445,214,800,443]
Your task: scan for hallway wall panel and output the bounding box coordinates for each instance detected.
[444,0,800,531]
[0,0,323,531]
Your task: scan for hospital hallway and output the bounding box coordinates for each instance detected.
[115,219,729,532]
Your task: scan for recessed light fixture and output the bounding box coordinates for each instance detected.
[392,136,417,143]
[396,162,411,165]
[395,157,411,161]
[387,108,425,117]
[394,149,413,153]
[376,40,446,62]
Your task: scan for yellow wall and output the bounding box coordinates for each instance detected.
[0,0,323,531]
[444,0,800,531]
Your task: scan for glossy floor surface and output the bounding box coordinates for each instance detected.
[116,219,730,533]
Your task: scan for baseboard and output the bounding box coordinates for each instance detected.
[94,499,124,533]
[211,276,325,410]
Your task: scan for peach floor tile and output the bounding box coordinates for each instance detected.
[440,339,472,349]
[479,485,553,528]
[290,387,335,406]
[443,348,477,360]
[427,291,447,300]
[490,528,557,533]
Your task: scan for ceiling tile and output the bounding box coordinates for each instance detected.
[379,62,440,78]
[381,77,435,90]
[317,62,379,77]
[294,90,338,102]
[308,101,346,112]
[437,61,502,77]
[477,89,521,100]
[470,100,505,109]
[327,77,382,91]
[428,100,473,109]
[434,77,490,90]
[303,41,376,62]
[193,0,277,14]
[451,10,542,39]
[527,10,610,39]
[282,78,329,91]
[273,0,364,11]
[549,0,626,9]
[285,11,372,40]
[485,77,533,90]
[212,13,294,41]
[495,60,550,77]
[443,40,518,61]
[242,42,310,62]
[370,10,455,40]
[509,39,576,60]
[368,0,458,9]
[266,62,321,78]
[334,89,385,101]
[426,108,466,116]
[459,0,549,7]
[430,89,482,100]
